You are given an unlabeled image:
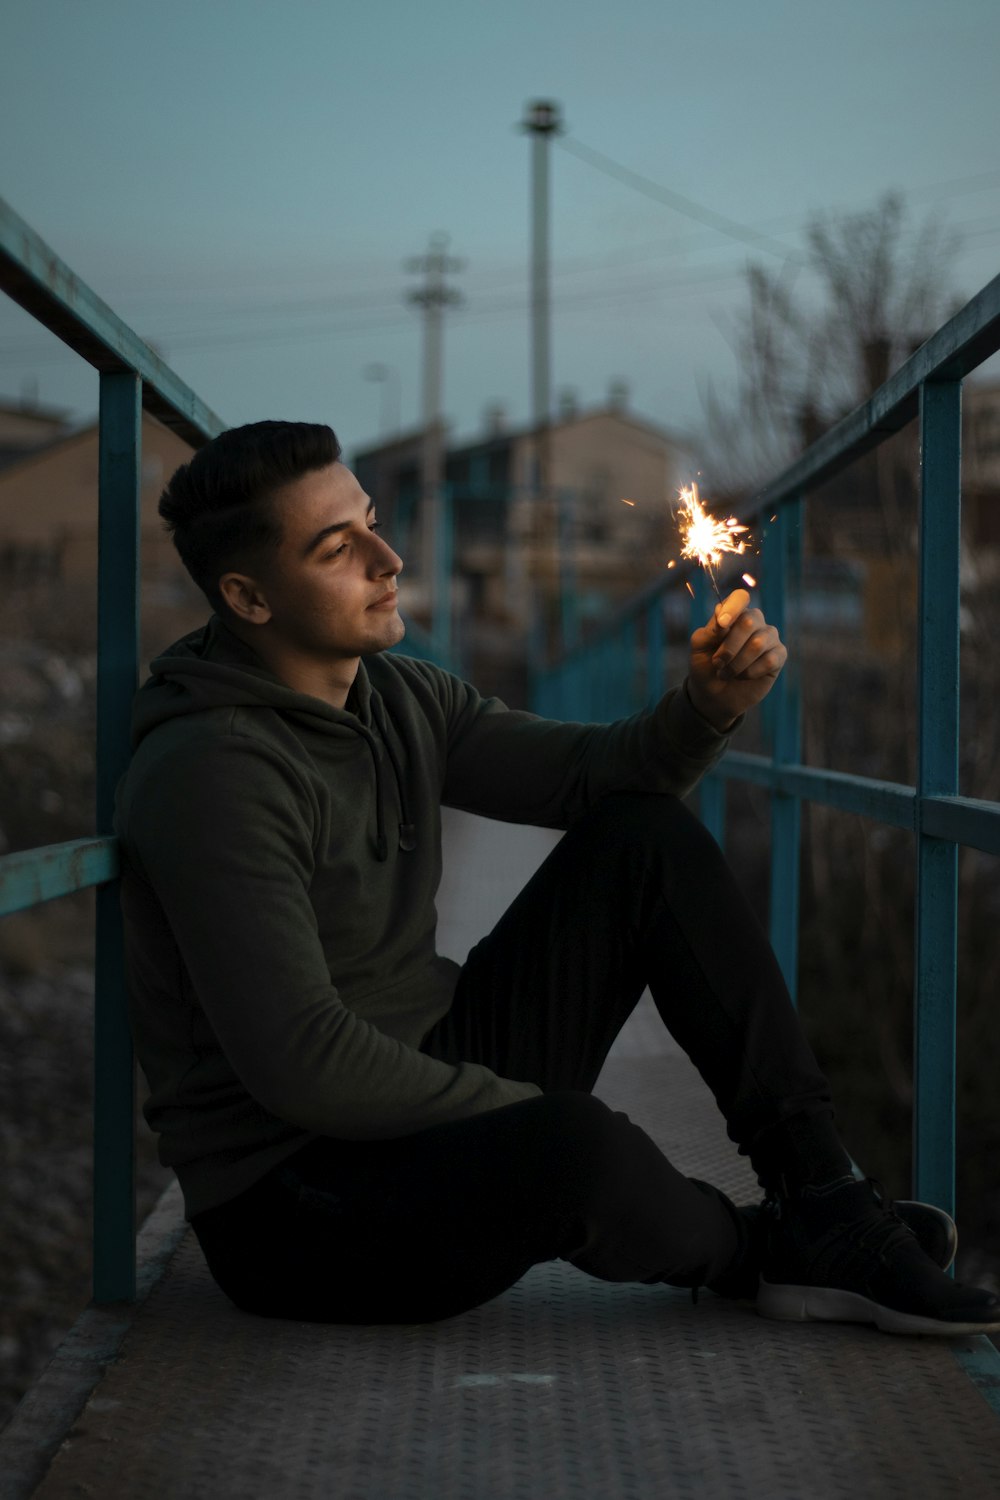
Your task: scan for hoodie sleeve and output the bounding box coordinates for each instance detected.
[119,733,540,1141]
[430,669,739,829]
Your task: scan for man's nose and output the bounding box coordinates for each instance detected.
[372,532,403,575]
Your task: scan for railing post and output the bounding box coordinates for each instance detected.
[93,370,141,1302]
[432,481,453,669]
[645,595,664,709]
[559,489,580,656]
[767,497,804,1001]
[913,379,961,1214]
[690,570,725,848]
[620,616,637,719]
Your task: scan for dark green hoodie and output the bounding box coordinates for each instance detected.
[115,617,736,1218]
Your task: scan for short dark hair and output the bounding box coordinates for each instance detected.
[159,420,343,612]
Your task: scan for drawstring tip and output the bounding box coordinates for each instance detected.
[398,822,416,852]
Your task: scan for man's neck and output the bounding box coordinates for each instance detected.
[222,620,359,710]
[271,656,360,710]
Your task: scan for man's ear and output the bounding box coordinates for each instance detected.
[219,572,273,626]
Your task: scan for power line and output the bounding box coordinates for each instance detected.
[3,186,999,368]
[0,262,755,366]
[558,135,807,265]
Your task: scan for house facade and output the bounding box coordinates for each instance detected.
[353,393,700,696]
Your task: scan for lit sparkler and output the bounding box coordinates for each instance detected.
[619,482,759,603]
[675,483,750,592]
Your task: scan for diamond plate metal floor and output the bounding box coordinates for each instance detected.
[5,813,1000,1498]
[9,1020,999,1500]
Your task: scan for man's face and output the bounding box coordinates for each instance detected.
[243,462,405,661]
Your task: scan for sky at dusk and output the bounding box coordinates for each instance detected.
[1,0,998,465]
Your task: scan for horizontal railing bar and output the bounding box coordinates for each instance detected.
[746,273,1000,518]
[0,197,225,448]
[715,759,1000,854]
[714,753,917,829]
[922,795,1000,858]
[0,836,120,916]
[536,568,696,676]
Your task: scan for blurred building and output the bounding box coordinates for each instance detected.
[353,384,700,698]
[0,408,195,596]
[0,408,206,663]
[0,394,73,472]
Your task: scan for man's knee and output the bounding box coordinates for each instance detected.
[572,791,716,861]
[532,1091,632,1188]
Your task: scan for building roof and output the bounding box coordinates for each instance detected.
[352,401,692,469]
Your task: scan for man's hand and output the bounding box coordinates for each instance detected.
[686,587,787,732]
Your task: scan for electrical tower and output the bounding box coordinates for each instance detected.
[406,233,463,602]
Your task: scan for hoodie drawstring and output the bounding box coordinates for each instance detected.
[371,695,416,856]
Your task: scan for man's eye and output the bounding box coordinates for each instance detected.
[369,520,383,534]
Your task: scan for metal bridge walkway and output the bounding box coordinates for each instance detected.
[3,813,1000,1500]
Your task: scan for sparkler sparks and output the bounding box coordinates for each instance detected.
[676,484,750,577]
[617,481,759,598]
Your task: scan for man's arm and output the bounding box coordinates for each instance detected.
[435,681,735,829]
[421,593,785,828]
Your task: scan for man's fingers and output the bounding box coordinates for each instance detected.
[711,607,765,666]
[713,587,750,632]
[717,636,787,680]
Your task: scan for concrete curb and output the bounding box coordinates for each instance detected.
[0,1181,187,1500]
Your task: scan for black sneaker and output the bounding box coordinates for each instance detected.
[882,1189,957,1274]
[758,1176,1000,1336]
[708,1186,956,1302]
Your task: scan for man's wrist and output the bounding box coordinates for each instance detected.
[684,677,738,734]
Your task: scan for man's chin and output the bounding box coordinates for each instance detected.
[367,613,406,654]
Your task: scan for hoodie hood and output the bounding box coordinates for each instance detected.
[133,616,378,745]
[133,616,413,860]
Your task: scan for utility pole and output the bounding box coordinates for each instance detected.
[362,362,401,437]
[521,100,562,495]
[405,233,463,606]
[521,99,563,654]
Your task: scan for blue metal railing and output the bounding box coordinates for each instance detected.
[0,195,226,1301]
[533,272,1000,1224]
[0,197,459,1302]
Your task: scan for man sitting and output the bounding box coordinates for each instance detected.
[115,420,999,1335]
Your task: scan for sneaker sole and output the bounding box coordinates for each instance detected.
[757,1280,1000,1337]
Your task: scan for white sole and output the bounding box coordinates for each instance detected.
[757,1280,1000,1337]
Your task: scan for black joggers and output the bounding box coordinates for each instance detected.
[191,792,850,1323]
